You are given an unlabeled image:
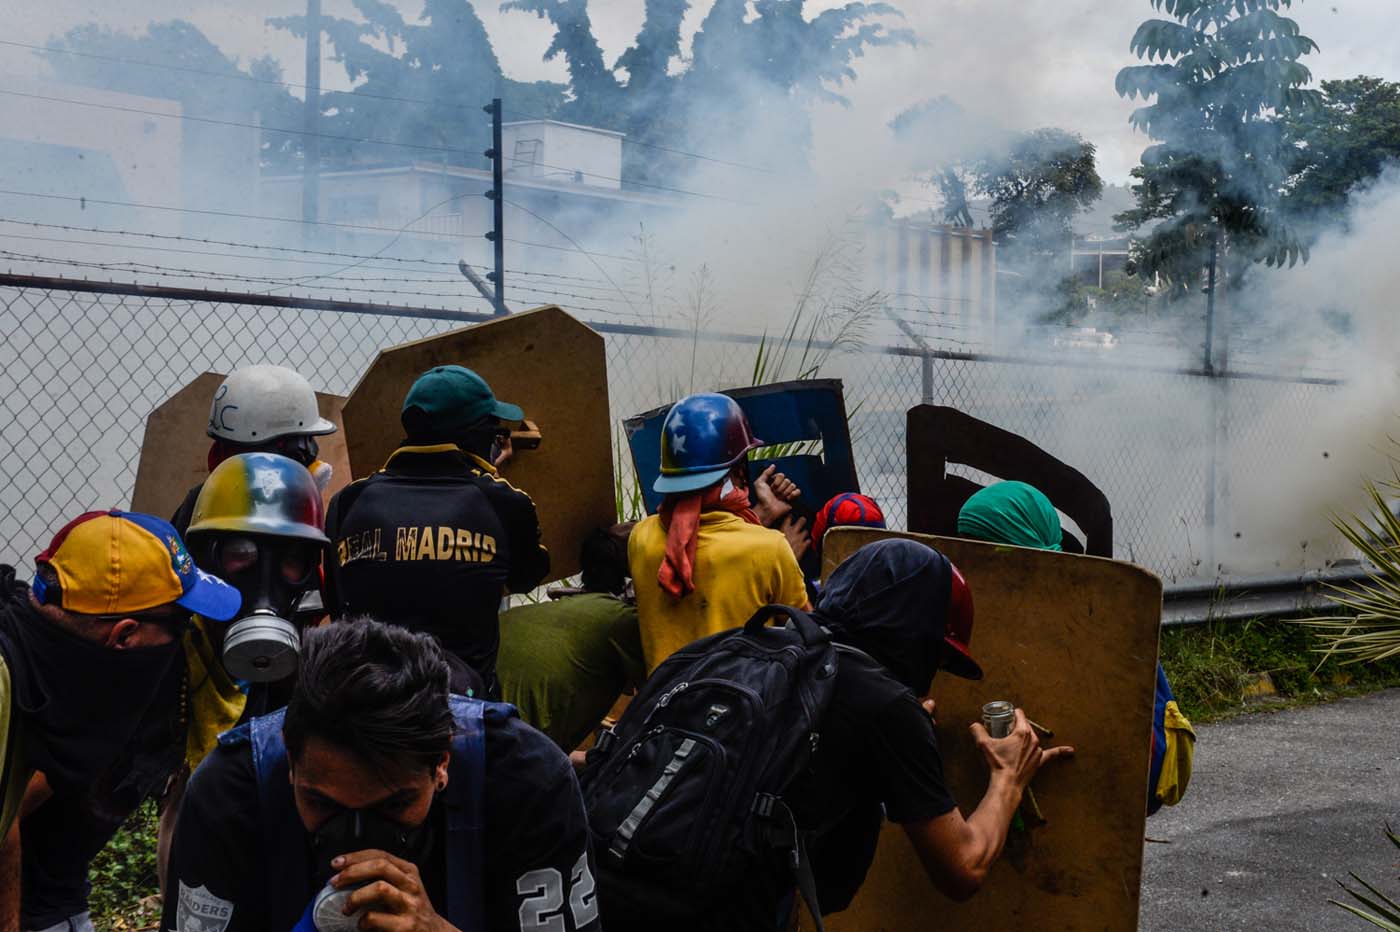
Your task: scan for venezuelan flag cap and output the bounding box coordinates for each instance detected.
[33,510,241,621]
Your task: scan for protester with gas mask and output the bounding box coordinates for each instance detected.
[0,511,240,930]
[153,451,332,885]
[171,364,338,537]
[324,365,549,698]
[162,617,600,932]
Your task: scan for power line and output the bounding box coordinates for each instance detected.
[0,218,644,279]
[0,187,643,261]
[0,88,737,202]
[0,248,503,304]
[0,39,780,179]
[0,87,467,156]
[0,36,458,111]
[501,197,643,316]
[0,231,665,314]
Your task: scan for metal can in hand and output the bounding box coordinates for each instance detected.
[981,700,1016,738]
[313,881,367,932]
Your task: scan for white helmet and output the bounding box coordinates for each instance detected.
[207,365,337,444]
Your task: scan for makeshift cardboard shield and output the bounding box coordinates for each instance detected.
[132,372,351,521]
[809,527,1162,932]
[623,379,859,516]
[906,405,1113,557]
[341,306,613,583]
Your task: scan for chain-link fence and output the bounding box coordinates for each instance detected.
[0,274,1347,584]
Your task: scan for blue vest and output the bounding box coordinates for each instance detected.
[219,695,512,931]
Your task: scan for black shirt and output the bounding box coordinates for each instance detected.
[171,483,203,538]
[323,445,550,687]
[634,649,958,932]
[787,649,958,913]
[161,709,599,932]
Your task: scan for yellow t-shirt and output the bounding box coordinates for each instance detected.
[629,511,809,673]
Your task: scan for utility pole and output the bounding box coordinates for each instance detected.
[483,98,507,316]
[1203,230,1219,374]
[301,0,322,245]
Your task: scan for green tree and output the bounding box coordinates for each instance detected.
[1284,76,1400,218]
[45,22,303,170]
[1115,0,1321,297]
[979,128,1103,255]
[271,0,565,169]
[502,0,913,185]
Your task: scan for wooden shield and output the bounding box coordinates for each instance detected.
[341,306,613,583]
[131,372,351,521]
[810,527,1162,932]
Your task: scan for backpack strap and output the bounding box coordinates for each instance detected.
[755,795,827,932]
[443,695,512,932]
[245,710,312,924]
[743,604,830,648]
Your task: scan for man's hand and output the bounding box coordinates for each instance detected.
[752,465,800,526]
[921,698,938,726]
[969,708,1074,794]
[331,849,456,932]
[493,435,514,471]
[778,515,811,562]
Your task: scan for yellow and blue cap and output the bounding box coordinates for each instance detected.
[32,509,240,620]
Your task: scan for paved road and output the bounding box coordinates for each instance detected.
[1140,689,1400,931]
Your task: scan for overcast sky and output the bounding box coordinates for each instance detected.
[8,0,1400,182]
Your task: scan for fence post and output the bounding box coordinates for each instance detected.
[921,351,934,405]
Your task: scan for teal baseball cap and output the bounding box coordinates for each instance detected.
[401,365,524,437]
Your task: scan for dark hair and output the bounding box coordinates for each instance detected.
[580,523,634,594]
[283,618,454,773]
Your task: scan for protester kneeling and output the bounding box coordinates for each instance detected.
[162,617,600,932]
[582,539,1074,931]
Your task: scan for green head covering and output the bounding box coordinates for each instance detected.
[957,481,1063,552]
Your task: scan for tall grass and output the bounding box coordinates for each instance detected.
[1296,462,1400,667]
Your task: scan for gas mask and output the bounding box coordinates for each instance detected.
[310,807,434,888]
[306,806,435,932]
[209,535,319,682]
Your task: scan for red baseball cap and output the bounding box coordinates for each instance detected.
[812,493,887,545]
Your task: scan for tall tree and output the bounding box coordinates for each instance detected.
[271,0,565,168]
[979,128,1104,251]
[503,0,913,185]
[1115,0,1321,296]
[45,22,303,170]
[1284,76,1400,218]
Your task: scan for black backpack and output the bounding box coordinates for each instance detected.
[580,604,839,930]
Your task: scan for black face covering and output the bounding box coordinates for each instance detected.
[309,807,435,887]
[0,567,179,796]
[812,539,953,696]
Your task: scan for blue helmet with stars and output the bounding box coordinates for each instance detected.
[654,393,763,495]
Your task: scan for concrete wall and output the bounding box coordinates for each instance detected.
[503,121,624,191]
[0,76,183,233]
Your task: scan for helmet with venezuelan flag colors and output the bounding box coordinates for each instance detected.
[654,393,763,495]
[186,452,328,544]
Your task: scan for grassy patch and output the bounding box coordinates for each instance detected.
[89,800,162,931]
[1161,618,1400,723]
